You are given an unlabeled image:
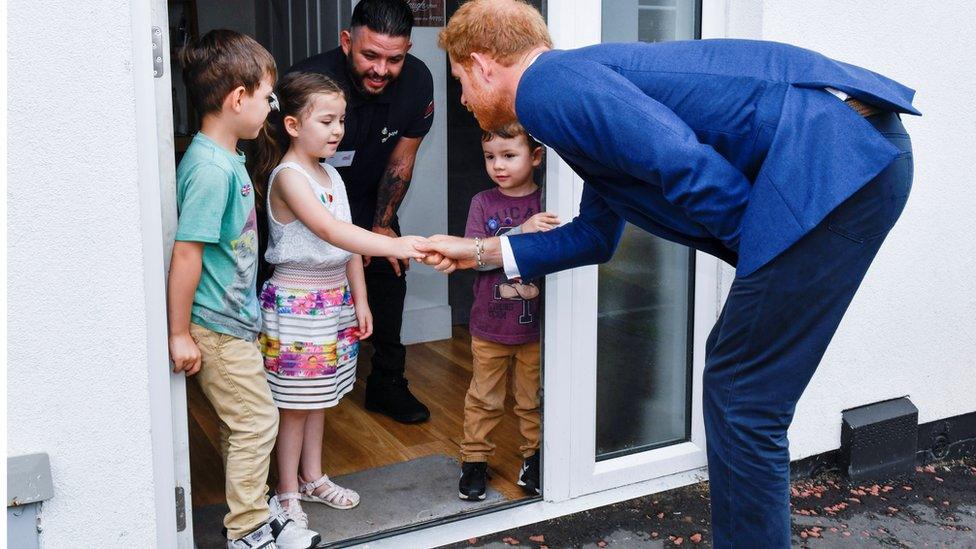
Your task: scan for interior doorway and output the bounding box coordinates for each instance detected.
[164,1,546,546]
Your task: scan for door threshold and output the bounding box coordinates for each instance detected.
[324,495,542,549]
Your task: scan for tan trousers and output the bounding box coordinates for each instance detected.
[461,336,541,462]
[190,323,279,539]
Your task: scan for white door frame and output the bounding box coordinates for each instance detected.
[134,0,195,545]
[540,0,727,500]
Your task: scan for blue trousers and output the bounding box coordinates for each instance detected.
[703,112,914,548]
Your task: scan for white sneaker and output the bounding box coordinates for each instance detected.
[270,492,309,529]
[268,495,321,549]
[227,523,277,548]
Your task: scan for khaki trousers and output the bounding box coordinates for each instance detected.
[190,323,279,539]
[461,336,541,462]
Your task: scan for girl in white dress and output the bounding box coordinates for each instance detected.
[252,72,427,531]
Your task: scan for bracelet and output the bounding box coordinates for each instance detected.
[474,237,485,268]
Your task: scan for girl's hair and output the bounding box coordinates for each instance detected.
[249,71,347,202]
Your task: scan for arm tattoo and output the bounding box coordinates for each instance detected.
[373,158,411,229]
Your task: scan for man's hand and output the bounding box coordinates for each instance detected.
[416,235,483,272]
[521,212,561,234]
[169,332,202,376]
[364,225,410,276]
[420,250,459,274]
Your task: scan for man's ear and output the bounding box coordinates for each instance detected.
[340,29,353,56]
[470,52,493,82]
[283,115,301,138]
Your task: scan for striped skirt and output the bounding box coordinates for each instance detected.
[258,265,359,409]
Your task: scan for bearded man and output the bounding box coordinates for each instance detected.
[419,1,919,546]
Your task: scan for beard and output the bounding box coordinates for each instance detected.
[467,85,518,132]
[346,58,391,97]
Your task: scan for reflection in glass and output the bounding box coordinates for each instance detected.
[596,227,693,458]
[595,1,700,460]
[602,0,699,44]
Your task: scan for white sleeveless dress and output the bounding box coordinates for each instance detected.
[258,161,359,409]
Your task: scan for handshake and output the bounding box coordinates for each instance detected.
[388,212,561,275]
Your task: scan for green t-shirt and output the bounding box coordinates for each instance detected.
[175,132,260,340]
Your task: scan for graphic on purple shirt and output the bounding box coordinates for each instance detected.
[465,187,542,345]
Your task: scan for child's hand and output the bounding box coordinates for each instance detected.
[422,251,458,274]
[394,235,429,261]
[169,332,202,376]
[356,305,374,340]
[520,212,561,234]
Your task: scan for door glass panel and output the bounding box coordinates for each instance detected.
[595,0,700,460]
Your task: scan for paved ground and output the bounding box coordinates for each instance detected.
[441,456,975,548]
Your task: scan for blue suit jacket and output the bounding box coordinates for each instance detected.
[508,39,920,278]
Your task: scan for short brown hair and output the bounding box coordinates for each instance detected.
[439,0,552,67]
[481,122,540,149]
[179,29,277,116]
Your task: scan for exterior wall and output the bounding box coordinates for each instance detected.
[7,1,160,546]
[720,0,976,459]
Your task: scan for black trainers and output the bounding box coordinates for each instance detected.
[364,376,431,423]
[517,452,541,495]
[459,461,489,501]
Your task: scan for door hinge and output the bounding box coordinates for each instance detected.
[152,26,164,78]
[175,486,186,531]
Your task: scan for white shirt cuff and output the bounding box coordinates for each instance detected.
[499,235,522,280]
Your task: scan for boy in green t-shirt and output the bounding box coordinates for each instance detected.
[168,30,318,549]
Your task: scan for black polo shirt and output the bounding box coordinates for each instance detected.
[288,47,434,230]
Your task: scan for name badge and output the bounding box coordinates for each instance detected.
[326,150,355,168]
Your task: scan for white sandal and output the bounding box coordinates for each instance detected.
[300,474,360,510]
[274,491,309,529]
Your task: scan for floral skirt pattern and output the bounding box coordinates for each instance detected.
[259,275,359,409]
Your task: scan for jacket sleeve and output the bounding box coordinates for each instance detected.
[523,59,752,252]
[507,184,626,281]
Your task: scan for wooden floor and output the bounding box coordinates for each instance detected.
[188,325,534,508]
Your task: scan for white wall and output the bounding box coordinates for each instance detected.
[719,0,976,460]
[7,1,160,546]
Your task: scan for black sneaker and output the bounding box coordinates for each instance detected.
[459,461,489,501]
[517,452,541,495]
[364,376,431,423]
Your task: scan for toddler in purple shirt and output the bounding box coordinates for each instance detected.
[458,122,560,502]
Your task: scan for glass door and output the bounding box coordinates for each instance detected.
[594,0,702,464]
[541,0,721,499]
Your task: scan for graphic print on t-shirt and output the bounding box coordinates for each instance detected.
[226,206,258,318]
[486,212,538,325]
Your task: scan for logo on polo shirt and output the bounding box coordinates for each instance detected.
[381,127,399,144]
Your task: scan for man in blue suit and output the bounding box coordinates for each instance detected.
[421,1,918,546]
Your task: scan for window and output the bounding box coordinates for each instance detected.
[595,0,701,460]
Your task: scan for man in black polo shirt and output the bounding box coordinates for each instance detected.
[289,0,434,423]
